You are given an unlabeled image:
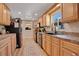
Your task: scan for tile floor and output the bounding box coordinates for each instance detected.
[20,38,47,56]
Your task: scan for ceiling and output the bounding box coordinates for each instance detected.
[6,3,54,20]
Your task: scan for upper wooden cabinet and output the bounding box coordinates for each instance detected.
[61,3,79,23]
[42,14,46,26]
[6,6,10,25]
[0,3,10,25]
[0,4,3,24]
[38,17,43,26]
[46,14,51,26]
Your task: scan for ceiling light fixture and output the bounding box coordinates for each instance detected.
[18,12,22,14]
[34,13,38,16]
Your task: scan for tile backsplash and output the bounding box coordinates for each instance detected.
[58,21,79,33]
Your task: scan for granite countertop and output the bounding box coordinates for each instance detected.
[36,31,79,45]
[41,31,79,45]
[49,34,79,45]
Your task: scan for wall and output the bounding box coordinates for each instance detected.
[21,20,34,39]
[59,21,79,33]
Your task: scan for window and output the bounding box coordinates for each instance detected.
[51,9,64,30]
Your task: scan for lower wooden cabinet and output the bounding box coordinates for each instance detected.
[42,34,46,50]
[60,48,77,56]
[42,33,79,56]
[0,34,16,56]
[52,44,60,56]
[45,34,52,56]
[0,37,11,56]
[0,45,9,56]
[60,40,79,56]
[11,35,16,55]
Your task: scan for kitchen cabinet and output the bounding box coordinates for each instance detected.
[61,3,79,23]
[52,37,60,56]
[0,34,16,56]
[0,37,11,56]
[11,35,16,55]
[60,48,77,56]
[45,34,52,56]
[0,4,3,24]
[46,14,51,26]
[53,44,60,56]
[42,33,46,50]
[0,3,10,25]
[38,17,43,26]
[3,4,7,25]
[42,33,79,56]
[42,14,46,26]
[42,34,60,56]
[60,40,79,56]
[6,6,10,25]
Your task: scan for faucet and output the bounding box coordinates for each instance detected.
[53,22,57,34]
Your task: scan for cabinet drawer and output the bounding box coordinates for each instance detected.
[46,43,52,56]
[61,48,77,56]
[61,40,79,55]
[52,37,60,45]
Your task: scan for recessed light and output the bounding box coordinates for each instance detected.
[18,12,22,14]
[34,13,38,16]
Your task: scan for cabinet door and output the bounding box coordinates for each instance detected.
[46,14,51,26]
[0,38,11,56]
[42,34,46,50]
[46,41,52,56]
[38,17,43,26]
[0,4,3,24]
[61,3,77,22]
[1,4,10,25]
[0,44,9,56]
[45,35,52,56]
[62,4,74,19]
[6,8,10,25]
[3,4,7,25]
[53,45,60,56]
[61,48,77,56]
[11,35,16,55]
[43,14,46,26]
[52,44,60,56]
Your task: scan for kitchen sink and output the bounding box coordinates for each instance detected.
[46,32,56,35]
[46,32,64,35]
